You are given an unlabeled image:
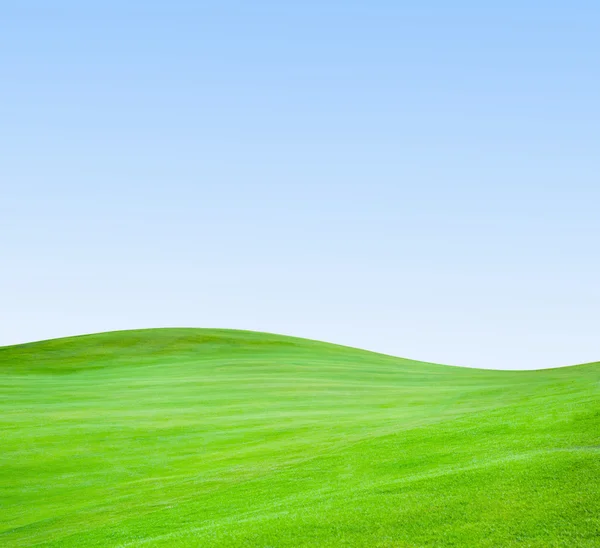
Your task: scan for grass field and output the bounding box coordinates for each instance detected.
[1,328,598,547]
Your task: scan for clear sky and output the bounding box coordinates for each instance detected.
[2,1,599,368]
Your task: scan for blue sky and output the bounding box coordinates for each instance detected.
[2,1,599,368]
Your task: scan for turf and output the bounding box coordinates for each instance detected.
[0,328,598,547]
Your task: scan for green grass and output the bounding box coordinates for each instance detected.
[1,328,598,547]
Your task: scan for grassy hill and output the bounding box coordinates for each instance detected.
[0,328,598,547]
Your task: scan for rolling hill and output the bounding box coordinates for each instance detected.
[0,328,598,547]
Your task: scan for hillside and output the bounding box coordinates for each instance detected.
[0,328,598,547]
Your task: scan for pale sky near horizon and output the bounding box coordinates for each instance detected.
[2,1,599,369]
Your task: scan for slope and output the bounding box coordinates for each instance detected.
[0,328,598,547]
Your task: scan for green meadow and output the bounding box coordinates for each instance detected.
[1,328,598,547]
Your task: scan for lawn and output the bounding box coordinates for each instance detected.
[1,328,598,546]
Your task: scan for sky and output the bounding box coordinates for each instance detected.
[2,1,599,369]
